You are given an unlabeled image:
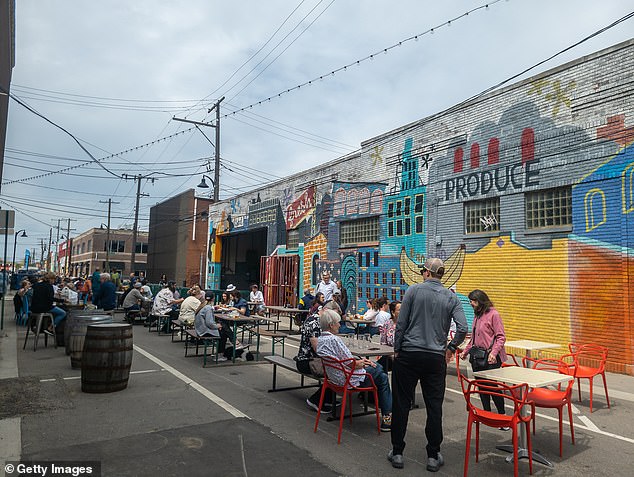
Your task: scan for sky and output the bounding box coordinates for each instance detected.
[2,0,633,263]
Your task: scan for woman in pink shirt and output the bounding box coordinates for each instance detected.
[460,289,507,419]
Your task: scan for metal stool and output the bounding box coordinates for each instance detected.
[23,313,57,351]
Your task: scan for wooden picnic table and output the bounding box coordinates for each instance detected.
[215,313,261,363]
[265,305,309,333]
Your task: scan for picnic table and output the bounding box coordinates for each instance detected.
[265,305,309,333]
[215,312,260,363]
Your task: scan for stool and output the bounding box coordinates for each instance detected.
[257,330,287,357]
[23,313,56,351]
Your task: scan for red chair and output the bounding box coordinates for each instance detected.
[523,357,575,456]
[461,375,534,477]
[562,343,610,413]
[502,354,521,368]
[313,355,381,444]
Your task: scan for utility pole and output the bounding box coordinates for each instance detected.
[63,218,76,276]
[99,198,119,273]
[173,96,224,201]
[121,175,151,276]
[47,228,52,272]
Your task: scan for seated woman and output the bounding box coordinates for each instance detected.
[377,300,400,371]
[309,292,325,315]
[369,297,391,336]
[178,287,202,326]
[195,290,234,362]
[217,291,233,308]
[355,298,378,335]
[315,309,392,432]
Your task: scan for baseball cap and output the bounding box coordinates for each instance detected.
[134,282,142,288]
[421,257,445,275]
[204,290,214,300]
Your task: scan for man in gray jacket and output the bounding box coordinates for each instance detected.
[388,257,468,472]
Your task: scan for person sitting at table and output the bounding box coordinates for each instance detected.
[295,302,338,412]
[189,285,205,302]
[150,281,183,327]
[335,280,348,313]
[93,273,117,311]
[368,297,391,336]
[177,287,202,326]
[249,284,266,316]
[298,287,314,311]
[316,308,393,432]
[123,281,148,317]
[218,291,233,308]
[140,279,153,300]
[31,272,67,334]
[377,301,400,371]
[228,290,250,317]
[460,289,508,422]
[309,292,325,315]
[194,290,234,362]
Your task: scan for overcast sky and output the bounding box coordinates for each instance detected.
[2,0,633,263]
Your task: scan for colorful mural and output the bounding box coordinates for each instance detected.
[203,43,634,373]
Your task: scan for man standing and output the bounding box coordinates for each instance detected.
[93,273,117,311]
[315,271,339,302]
[91,268,101,307]
[388,258,468,472]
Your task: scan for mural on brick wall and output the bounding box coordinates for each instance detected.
[204,45,634,373]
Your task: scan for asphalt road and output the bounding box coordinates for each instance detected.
[2,311,633,477]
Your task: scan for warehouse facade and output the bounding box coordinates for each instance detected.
[205,39,634,374]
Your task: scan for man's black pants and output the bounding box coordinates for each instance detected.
[391,350,447,459]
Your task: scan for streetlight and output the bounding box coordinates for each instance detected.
[196,174,215,189]
[11,230,27,275]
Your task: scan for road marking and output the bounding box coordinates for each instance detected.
[39,369,162,382]
[134,344,249,419]
[446,387,634,444]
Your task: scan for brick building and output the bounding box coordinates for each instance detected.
[204,40,634,374]
[147,189,213,287]
[68,227,148,278]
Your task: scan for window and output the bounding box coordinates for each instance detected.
[373,288,379,299]
[358,273,363,284]
[404,197,411,215]
[358,253,363,267]
[373,251,378,266]
[340,216,380,247]
[87,239,92,251]
[105,240,125,253]
[465,198,500,234]
[405,218,411,235]
[391,272,396,285]
[382,272,387,284]
[135,242,149,254]
[525,187,572,229]
[415,215,424,234]
[388,202,394,218]
[391,289,397,301]
[415,194,424,213]
[388,221,394,237]
[374,272,379,285]
[286,230,300,250]
[358,287,363,298]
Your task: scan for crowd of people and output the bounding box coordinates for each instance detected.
[293,261,510,474]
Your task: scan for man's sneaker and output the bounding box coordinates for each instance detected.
[380,414,392,432]
[426,453,444,472]
[499,426,510,431]
[387,450,404,469]
[306,398,332,413]
[216,356,228,362]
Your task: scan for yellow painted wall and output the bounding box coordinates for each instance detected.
[455,235,572,349]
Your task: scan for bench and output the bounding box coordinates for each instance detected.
[256,316,281,332]
[263,355,321,393]
[184,329,220,367]
[257,330,287,357]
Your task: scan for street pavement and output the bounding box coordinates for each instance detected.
[1,300,633,477]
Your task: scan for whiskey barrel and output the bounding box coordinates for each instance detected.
[81,323,133,393]
[65,309,112,355]
[68,314,113,368]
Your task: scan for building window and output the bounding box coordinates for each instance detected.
[415,215,424,234]
[357,253,363,267]
[358,287,363,298]
[388,221,394,237]
[525,187,572,229]
[414,194,424,213]
[373,288,379,299]
[391,288,397,301]
[388,202,394,218]
[405,218,411,235]
[358,273,363,284]
[87,239,92,251]
[373,251,378,266]
[340,216,380,247]
[286,230,300,250]
[374,272,379,285]
[135,242,149,254]
[382,272,387,284]
[106,240,125,253]
[391,272,396,285]
[465,198,500,234]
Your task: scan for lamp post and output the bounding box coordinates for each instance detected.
[196,174,215,199]
[11,229,27,275]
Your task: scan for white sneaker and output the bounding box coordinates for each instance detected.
[216,356,228,362]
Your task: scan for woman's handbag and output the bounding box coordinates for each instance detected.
[468,346,490,369]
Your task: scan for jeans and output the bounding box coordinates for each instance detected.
[362,362,392,415]
[391,350,447,459]
[49,306,67,327]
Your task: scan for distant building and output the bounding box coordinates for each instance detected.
[0,0,16,184]
[68,227,148,277]
[147,189,213,287]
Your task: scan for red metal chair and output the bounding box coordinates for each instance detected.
[461,375,535,477]
[523,357,575,456]
[561,343,610,413]
[502,354,521,367]
[313,355,380,444]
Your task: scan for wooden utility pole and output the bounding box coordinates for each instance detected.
[99,198,119,273]
[121,175,151,275]
[173,96,224,201]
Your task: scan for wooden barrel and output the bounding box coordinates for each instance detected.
[81,323,133,393]
[64,309,109,355]
[68,314,113,368]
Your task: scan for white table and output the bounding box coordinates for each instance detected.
[505,339,561,359]
[473,366,572,467]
